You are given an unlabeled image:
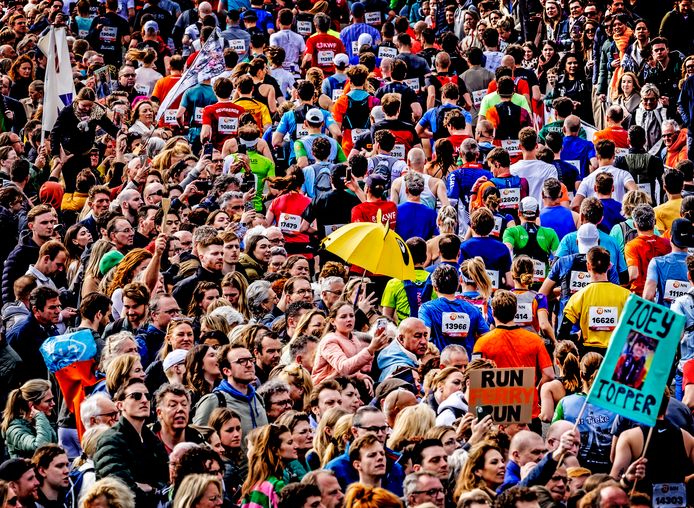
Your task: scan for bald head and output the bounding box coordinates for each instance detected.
[407,147,426,170]
[383,389,417,427]
[510,430,546,467]
[564,115,581,134]
[199,1,212,13]
[501,55,515,69]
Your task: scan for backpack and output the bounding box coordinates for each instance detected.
[309,162,334,198]
[434,105,462,140]
[191,391,227,421]
[67,466,93,505]
[343,93,371,130]
[403,278,431,318]
[372,155,398,190]
[620,220,638,244]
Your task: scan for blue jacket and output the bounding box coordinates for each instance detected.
[377,339,418,382]
[679,75,694,131]
[497,460,521,493]
[134,324,166,369]
[326,443,405,496]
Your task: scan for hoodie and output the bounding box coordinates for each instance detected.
[664,128,689,168]
[192,379,268,436]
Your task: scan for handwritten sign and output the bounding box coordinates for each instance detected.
[468,368,535,424]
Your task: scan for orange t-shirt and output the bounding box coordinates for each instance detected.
[593,125,629,148]
[152,75,182,128]
[624,234,672,295]
[473,326,552,419]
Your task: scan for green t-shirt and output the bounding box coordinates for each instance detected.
[502,225,559,279]
[380,268,431,322]
[538,120,587,144]
[228,151,275,211]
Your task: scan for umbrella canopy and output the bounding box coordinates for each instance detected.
[321,211,416,280]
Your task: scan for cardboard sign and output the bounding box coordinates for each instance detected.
[586,295,685,426]
[468,367,535,424]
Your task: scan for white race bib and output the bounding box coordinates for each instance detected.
[378,46,397,59]
[351,128,369,138]
[100,25,117,42]
[332,88,344,102]
[442,312,470,337]
[569,271,590,293]
[472,89,486,108]
[532,259,546,282]
[218,116,239,134]
[404,78,420,91]
[297,20,312,36]
[567,160,581,172]
[653,483,686,508]
[163,109,178,125]
[638,182,653,196]
[352,41,359,54]
[391,143,406,160]
[296,125,309,138]
[588,306,618,331]
[499,187,521,208]
[279,213,302,233]
[78,29,89,38]
[194,107,203,124]
[514,302,533,324]
[492,215,503,236]
[324,223,345,235]
[134,83,148,95]
[501,139,521,154]
[486,269,499,290]
[364,11,381,24]
[664,279,691,303]
[317,50,334,66]
[230,39,246,52]
[615,147,630,157]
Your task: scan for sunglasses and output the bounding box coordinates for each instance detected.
[125,391,151,401]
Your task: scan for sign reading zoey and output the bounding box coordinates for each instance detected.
[586,295,684,426]
[468,368,535,424]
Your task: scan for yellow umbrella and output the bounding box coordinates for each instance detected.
[321,210,416,281]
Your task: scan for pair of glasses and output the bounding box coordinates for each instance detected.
[233,357,254,366]
[95,411,119,419]
[147,190,164,197]
[357,425,389,434]
[126,391,151,401]
[414,488,444,496]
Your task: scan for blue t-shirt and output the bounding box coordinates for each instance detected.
[396,202,439,241]
[551,159,581,191]
[418,104,472,136]
[561,135,596,179]
[599,198,625,233]
[539,205,576,240]
[276,108,335,161]
[419,296,490,354]
[556,230,627,277]
[646,251,690,307]
[458,237,512,288]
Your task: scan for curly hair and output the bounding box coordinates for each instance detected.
[80,477,135,508]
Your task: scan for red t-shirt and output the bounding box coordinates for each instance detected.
[351,200,397,229]
[269,192,311,244]
[152,75,182,128]
[487,77,530,98]
[683,358,694,388]
[202,101,247,150]
[305,33,346,75]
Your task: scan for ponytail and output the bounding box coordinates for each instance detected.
[268,165,305,194]
[461,257,492,300]
[1,389,29,433]
[555,340,580,393]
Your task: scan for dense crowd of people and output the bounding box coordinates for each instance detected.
[0,0,692,507]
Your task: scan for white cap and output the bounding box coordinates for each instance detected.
[163,349,188,371]
[143,20,159,33]
[519,196,539,218]
[357,33,373,48]
[577,223,600,254]
[333,53,349,68]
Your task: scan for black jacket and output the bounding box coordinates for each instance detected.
[2,233,39,305]
[0,339,22,409]
[6,314,56,383]
[172,266,223,312]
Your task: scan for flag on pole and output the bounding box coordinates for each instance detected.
[584,294,684,426]
[38,26,76,136]
[155,30,226,123]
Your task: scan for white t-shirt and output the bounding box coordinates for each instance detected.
[576,165,635,202]
[510,159,558,206]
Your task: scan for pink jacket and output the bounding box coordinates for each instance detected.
[311,332,374,384]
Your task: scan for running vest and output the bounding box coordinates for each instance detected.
[513,289,539,333]
[403,278,431,318]
[641,419,688,492]
[398,172,436,209]
[514,223,549,282]
[560,254,591,300]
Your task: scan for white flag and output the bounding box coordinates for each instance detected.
[38,26,76,135]
[156,30,226,123]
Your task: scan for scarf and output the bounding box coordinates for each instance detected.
[215,379,260,427]
[609,28,634,100]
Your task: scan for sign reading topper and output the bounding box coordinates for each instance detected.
[468,367,535,424]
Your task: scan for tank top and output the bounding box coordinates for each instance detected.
[252,82,269,108]
[641,419,688,487]
[540,205,576,241]
[398,172,436,209]
[512,289,540,333]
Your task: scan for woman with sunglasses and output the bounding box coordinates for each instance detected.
[1,380,57,459]
[0,480,20,508]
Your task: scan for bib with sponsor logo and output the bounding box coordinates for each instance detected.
[472,89,486,108]
[135,83,149,95]
[486,269,499,290]
[230,39,245,52]
[279,213,302,233]
[492,216,503,237]
[652,483,686,508]
[499,187,521,208]
[588,306,618,331]
[194,107,203,124]
[569,271,590,293]
[442,312,470,337]
[218,116,239,134]
[100,26,117,42]
[567,160,581,173]
[391,144,406,160]
[515,302,533,325]
[351,128,369,138]
[664,280,691,303]
[297,20,312,36]
[378,46,397,59]
[163,109,178,125]
[296,125,309,138]
[365,11,381,24]
[501,139,521,154]
[352,41,359,54]
[317,50,334,66]
[332,89,344,102]
[404,78,420,91]
[532,259,546,282]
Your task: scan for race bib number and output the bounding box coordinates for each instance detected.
[486,269,499,290]
[332,88,343,102]
[664,279,691,303]
[499,187,521,208]
[352,41,359,54]
[163,109,178,125]
[230,39,245,52]
[514,302,532,324]
[532,259,546,282]
[638,182,653,196]
[351,128,368,138]
[442,312,470,337]
[569,271,590,293]
[653,483,686,508]
[588,306,618,331]
[194,107,203,124]
[324,224,345,235]
[279,213,302,233]
[218,116,239,134]
[365,11,381,24]
[297,20,312,36]
[296,125,309,138]
[567,160,581,172]
[501,139,521,154]
[378,46,397,59]
[404,78,420,91]
[472,89,486,108]
[317,50,334,66]
[100,25,117,42]
[491,215,503,237]
[391,144,406,160]
[78,29,89,38]
[135,83,148,95]
[615,147,630,157]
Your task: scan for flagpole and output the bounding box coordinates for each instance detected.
[555,396,589,468]
[629,426,653,496]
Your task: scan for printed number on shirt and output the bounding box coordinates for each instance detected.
[218,116,239,134]
[472,89,486,108]
[352,128,369,138]
[404,78,420,91]
[664,280,691,303]
[279,213,302,233]
[588,306,618,331]
[442,312,470,337]
[514,302,532,324]
[500,187,521,208]
[569,271,590,293]
[164,109,178,125]
[296,125,309,138]
[352,41,359,54]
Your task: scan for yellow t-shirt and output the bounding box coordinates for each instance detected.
[563,281,631,348]
[654,197,682,235]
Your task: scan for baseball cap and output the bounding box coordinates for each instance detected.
[577,223,600,254]
[671,218,694,249]
[351,1,365,17]
[306,108,323,124]
[519,196,539,218]
[358,33,373,48]
[371,105,385,123]
[143,20,159,33]
[163,349,188,371]
[333,53,349,68]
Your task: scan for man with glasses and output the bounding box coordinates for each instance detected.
[106,216,135,254]
[261,275,314,325]
[80,393,119,429]
[630,83,668,150]
[404,471,445,508]
[257,379,293,421]
[94,379,169,508]
[660,119,689,168]
[115,65,138,103]
[325,405,405,495]
[193,344,268,435]
[136,294,181,368]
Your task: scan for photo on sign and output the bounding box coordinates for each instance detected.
[611,331,657,391]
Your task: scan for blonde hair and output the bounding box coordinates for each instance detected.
[74,424,110,468]
[436,205,458,234]
[276,363,313,411]
[621,189,651,217]
[322,413,353,466]
[80,477,135,508]
[311,407,349,463]
[100,332,136,371]
[460,257,492,300]
[2,379,51,433]
[387,404,436,451]
[105,354,141,395]
[173,475,222,508]
[511,255,534,287]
